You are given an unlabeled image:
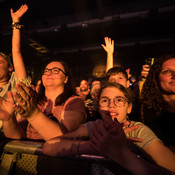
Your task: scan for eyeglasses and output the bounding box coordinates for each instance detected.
[161,70,175,76]
[43,67,67,75]
[99,96,128,107]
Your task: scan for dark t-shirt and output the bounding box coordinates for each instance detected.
[142,107,175,146]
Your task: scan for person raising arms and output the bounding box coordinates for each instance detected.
[0,4,31,129]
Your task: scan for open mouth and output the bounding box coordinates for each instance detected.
[110,112,119,118]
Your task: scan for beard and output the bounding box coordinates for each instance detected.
[80,86,88,92]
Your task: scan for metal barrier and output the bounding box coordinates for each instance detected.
[0,140,131,175]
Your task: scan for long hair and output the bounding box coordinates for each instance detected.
[37,60,76,106]
[141,54,175,112]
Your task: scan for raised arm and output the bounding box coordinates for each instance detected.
[11,4,28,79]
[101,37,114,72]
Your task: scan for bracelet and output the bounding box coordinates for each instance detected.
[77,139,81,157]
[71,137,77,157]
[11,22,23,30]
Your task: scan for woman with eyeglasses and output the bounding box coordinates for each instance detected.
[1,60,87,141]
[42,82,175,174]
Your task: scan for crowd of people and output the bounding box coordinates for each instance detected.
[0,4,175,175]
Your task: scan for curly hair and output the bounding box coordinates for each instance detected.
[141,54,175,112]
[37,60,76,106]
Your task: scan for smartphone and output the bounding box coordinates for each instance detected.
[145,58,154,67]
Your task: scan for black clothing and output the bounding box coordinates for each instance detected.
[142,107,175,146]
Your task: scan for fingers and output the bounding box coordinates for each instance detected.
[12,4,28,18]
[141,65,150,78]
[13,91,27,108]
[141,71,149,78]
[13,91,28,117]
[99,110,114,128]
[111,39,114,46]
[7,91,15,104]
[143,64,150,69]
[19,4,28,11]
[90,128,107,152]
[101,44,106,50]
[21,4,28,12]
[127,137,143,142]
[13,104,25,115]
[142,65,150,72]
[122,121,130,127]
[15,83,30,102]
[104,37,113,45]
[16,82,35,99]
[124,125,139,134]
[90,122,109,144]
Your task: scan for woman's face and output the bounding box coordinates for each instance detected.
[42,61,68,88]
[99,87,132,123]
[159,58,175,94]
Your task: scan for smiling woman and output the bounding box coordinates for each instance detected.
[141,55,175,147]
[1,60,87,141]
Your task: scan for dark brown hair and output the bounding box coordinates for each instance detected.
[37,60,76,106]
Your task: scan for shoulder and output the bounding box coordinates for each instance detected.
[64,96,85,109]
[63,96,87,119]
[128,120,161,150]
[129,120,155,134]
[65,95,83,103]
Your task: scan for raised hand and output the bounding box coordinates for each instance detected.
[13,82,39,119]
[90,118,127,158]
[141,65,150,78]
[99,110,142,142]
[10,4,28,22]
[0,91,15,121]
[122,121,143,142]
[126,68,132,79]
[101,37,114,54]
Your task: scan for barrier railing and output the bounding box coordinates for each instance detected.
[0,140,131,175]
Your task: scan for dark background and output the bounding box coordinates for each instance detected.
[0,0,175,84]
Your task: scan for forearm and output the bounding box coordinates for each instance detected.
[12,21,27,78]
[106,53,113,72]
[43,138,96,157]
[27,110,65,141]
[109,149,171,175]
[3,115,25,139]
